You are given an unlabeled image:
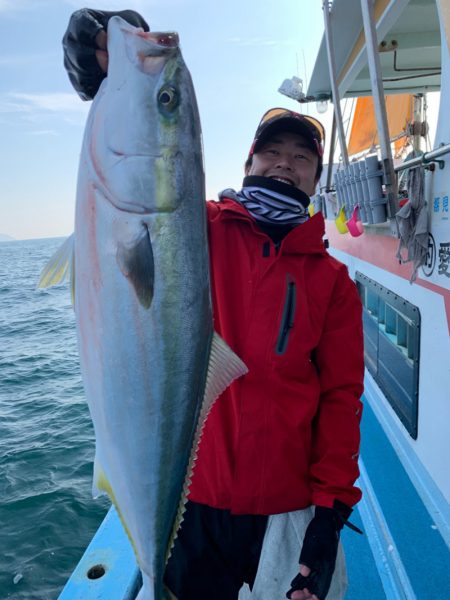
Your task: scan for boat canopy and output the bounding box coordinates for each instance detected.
[306,0,442,101]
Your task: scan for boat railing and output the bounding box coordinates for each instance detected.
[393,143,450,172]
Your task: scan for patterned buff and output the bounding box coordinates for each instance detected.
[225,176,311,226]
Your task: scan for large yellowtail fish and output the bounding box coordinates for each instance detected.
[39,16,247,600]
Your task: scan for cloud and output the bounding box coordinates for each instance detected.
[225,36,295,48]
[0,92,89,126]
[0,0,44,12]
[0,0,151,13]
[62,0,187,14]
[28,129,59,136]
[0,0,18,10]
[8,92,87,112]
[0,53,54,67]
[62,0,150,11]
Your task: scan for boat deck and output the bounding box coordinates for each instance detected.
[58,386,450,599]
[343,399,450,599]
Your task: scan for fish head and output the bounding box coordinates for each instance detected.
[89,16,203,215]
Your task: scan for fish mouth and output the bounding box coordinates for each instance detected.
[137,31,179,49]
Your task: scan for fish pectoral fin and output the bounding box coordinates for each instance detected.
[117,227,154,309]
[37,234,75,302]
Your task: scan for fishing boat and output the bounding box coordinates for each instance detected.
[58,1,449,598]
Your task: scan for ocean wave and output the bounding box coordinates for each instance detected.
[0,238,107,599]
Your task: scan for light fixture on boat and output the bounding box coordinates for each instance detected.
[316,99,329,114]
[278,76,305,102]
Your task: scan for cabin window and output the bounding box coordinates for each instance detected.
[355,272,420,439]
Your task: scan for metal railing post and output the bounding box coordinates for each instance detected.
[326,114,337,191]
[322,0,349,167]
[360,0,398,217]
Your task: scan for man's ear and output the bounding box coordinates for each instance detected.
[304,178,319,198]
[244,156,252,176]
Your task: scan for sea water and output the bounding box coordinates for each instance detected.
[0,238,109,599]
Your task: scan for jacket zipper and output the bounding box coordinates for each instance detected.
[276,277,296,355]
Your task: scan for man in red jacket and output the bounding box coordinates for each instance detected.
[63,9,364,600]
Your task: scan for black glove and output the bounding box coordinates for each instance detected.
[286,501,359,600]
[62,8,150,100]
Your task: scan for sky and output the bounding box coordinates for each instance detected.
[0,0,329,240]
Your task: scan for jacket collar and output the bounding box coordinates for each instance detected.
[212,196,328,256]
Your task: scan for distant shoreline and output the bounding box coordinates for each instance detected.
[0,235,68,243]
[0,234,15,242]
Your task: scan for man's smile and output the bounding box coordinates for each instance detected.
[270,175,295,186]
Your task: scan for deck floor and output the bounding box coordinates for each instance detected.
[343,399,450,598]
[342,508,385,598]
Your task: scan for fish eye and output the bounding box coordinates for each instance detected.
[158,86,178,110]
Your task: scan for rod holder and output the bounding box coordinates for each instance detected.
[336,170,350,215]
[312,193,324,217]
[334,171,344,210]
[347,166,356,211]
[343,168,352,215]
[359,159,373,224]
[352,161,367,223]
[365,155,388,223]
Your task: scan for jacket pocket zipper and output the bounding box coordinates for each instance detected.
[276,278,296,355]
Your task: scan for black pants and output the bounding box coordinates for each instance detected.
[164,501,268,600]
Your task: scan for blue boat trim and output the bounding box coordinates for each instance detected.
[58,505,140,600]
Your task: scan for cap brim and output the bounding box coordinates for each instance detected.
[253,117,318,155]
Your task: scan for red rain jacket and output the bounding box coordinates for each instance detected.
[188,197,364,514]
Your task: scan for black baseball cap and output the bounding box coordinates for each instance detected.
[248,108,325,166]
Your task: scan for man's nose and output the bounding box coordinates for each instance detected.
[275,155,294,170]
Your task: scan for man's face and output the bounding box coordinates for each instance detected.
[246,131,319,196]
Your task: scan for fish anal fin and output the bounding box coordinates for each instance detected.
[203,332,248,414]
[93,458,140,563]
[93,459,112,499]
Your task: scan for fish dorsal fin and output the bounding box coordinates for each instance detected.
[166,332,248,561]
[37,234,75,302]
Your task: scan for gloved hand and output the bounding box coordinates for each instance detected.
[62,8,149,100]
[286,501,358,600]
